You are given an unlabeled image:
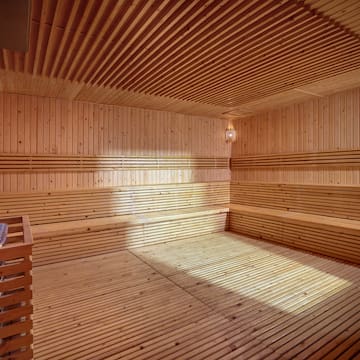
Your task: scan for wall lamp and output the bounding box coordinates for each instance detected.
[225,128,236,143]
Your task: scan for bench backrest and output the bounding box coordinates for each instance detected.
[231,182,360,221]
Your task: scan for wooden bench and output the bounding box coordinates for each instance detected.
[231,182,360,221]
[230,182,360,264]
[32,206,229,266]
[229,204,360,264]
[0,182,230,266]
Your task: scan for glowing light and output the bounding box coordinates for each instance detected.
[225,128,236,142]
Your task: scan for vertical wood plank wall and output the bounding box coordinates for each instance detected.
[0,92,231,192]
[231,87,360,185]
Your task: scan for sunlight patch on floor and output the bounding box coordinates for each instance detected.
[135,233,353,315]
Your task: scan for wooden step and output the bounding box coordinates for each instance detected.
[229,204,360,264]
[32,206,229,267]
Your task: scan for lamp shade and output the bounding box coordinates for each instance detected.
[225,129,236,142]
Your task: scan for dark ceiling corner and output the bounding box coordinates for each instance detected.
[0,0,31,52]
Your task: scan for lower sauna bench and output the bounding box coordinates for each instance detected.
[32,231,360,360]
[229,204,360,265]
[31,205,229,266]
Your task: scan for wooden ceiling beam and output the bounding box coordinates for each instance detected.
[176,31,358,105]
[63,0,112,80]
[0,0,359,117]
[92,0,211,87]
[129,4,350,99]
[117,0,278,91]
[213,60,360,106]
[146,7,319,96]
[108,0,262,90]
[146,23,356,104]
[32,0,49,75]
[56,0,96,78]
[77,0,147,83]
[304,0,360,36]
[189,50,360,106]
[85,0,157,85]
[50,0,82,77]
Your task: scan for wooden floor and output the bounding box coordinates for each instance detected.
[32,232,360,360]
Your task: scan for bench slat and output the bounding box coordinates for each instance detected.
[229,204,360,264]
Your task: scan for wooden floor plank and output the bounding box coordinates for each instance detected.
[33,231,360,359]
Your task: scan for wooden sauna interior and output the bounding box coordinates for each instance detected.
[0,0,360,359]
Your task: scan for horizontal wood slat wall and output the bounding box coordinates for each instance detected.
[0,154,229,172]
[229,209,360,264]
[32,210,229,266]
[231,182,360,221]
[0,92,231,192]
[231,149,360,168]
[232,87,360,185]
[0,182,229,225]
[230,87,360,263]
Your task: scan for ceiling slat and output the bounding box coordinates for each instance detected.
[50,0,82,77]
[0,0,359,118]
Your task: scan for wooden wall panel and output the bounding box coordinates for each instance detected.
[231,87,360,185]
[231,182,360,221]
[0,92,231,192]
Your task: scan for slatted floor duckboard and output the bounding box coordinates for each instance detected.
[32,231,360,359]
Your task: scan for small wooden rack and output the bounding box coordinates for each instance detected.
[0,216,33,360]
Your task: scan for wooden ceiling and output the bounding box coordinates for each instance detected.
[305,0,360,35]
[1,0,360,118]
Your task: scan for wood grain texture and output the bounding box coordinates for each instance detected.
[0,216,33,360]
[31,207,229,266]
[232,87,360,184]
[0,153,229,172]
[231,182,360,221]
[231,149,360,168]
[1,0,360,118]
[33,232,360,359]
[230,87,360,261]
[229,204,360,264]
[0,92,231,191]
[3,69,360,120]
[0,70,232,119]
[305,0,360,36]
[0,181,229,225]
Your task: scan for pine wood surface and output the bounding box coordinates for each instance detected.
[1,181,229,267]
[231,149,360,168]
[0,154,229,172]
[31,206,229,267]
[229,204,360,264]
[1,0,360,120]
[305,0,360,35]
[0,216,33,360]
[228,86,360,265]
[32,231,360,360]
[231,88,360,185]
[230,182,360,221]
[0,92,231,192]
[0,181,230,225]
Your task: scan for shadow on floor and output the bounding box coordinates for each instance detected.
[32,231,360,360]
